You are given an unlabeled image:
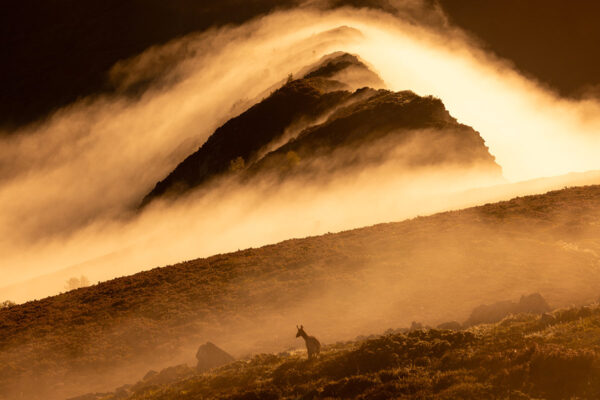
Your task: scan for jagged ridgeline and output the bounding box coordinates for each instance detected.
[141,53,501,206]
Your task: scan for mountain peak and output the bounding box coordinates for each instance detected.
[140,53,382,206]
[141,53,500,207]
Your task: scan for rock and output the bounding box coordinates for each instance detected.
[131,364,194,392]
[517,293,551,314]
[142,369,158,381]
[436,321,462,331]
[154,364,194,384]
[464,293,551,327]
[464,300,515,327]
[113,384,132,400]
[196,342,235,372]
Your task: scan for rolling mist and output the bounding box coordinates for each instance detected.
[2,2,600,304]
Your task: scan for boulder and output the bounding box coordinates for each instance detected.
[142,369,158,381]
[131,364,194,392]
[465,300,515,327]
[464,293,551,327]
[517,293,551,314]
[196,342,235,372]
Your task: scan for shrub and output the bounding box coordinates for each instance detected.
[321,376,377,398]
[1,300,16,309]
[529,346,596,399]
[64,276,90,291]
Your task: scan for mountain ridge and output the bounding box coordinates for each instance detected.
[141,53,501,206]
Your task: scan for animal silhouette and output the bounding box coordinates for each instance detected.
[296,325,321,359]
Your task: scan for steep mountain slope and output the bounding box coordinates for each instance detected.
[246,89,499,180]
[3,185,600,399]
[142,53,501,206]
[141,53,384,206]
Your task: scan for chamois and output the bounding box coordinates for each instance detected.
[296,325,321,359]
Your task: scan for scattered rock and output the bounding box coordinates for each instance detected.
[465,300,515,327]
[113,384,132,399]
[142,369,158,381]
[131,364,194,392]
[196,341,235,372]
[518,293,551,314]
[464,293,551,327]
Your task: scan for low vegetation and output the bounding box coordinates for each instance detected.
[65,275,91,291]
[0,301,16,309]
[89,303,600,400]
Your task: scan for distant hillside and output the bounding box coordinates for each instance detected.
[142,53,500,206]
[2,184,600,399]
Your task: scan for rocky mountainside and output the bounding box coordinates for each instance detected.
[246,89,499,181]
[140,53,382,205]
[141,53,501,206]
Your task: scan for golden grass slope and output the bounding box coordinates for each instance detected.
[2,185,600,399]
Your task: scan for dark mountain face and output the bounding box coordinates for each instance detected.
[142,53,501,206]
[248,89,500,180]
[140,53,384,206]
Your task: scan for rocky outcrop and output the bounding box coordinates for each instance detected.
[246,89,501,181]
[196,342,235,372]
[464,293,551,327]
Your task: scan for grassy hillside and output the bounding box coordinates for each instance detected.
[79,302,600,400]
[2,184,600,399]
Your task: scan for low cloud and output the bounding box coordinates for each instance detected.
[2,3,600,302]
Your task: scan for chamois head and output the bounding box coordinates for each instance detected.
[296,325,305,338]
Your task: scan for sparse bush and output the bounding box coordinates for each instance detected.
[64,275,90,291]
[1,300,16,309]
[229,388,280,400]
[321,375,377,398]
[529,346,596,399]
